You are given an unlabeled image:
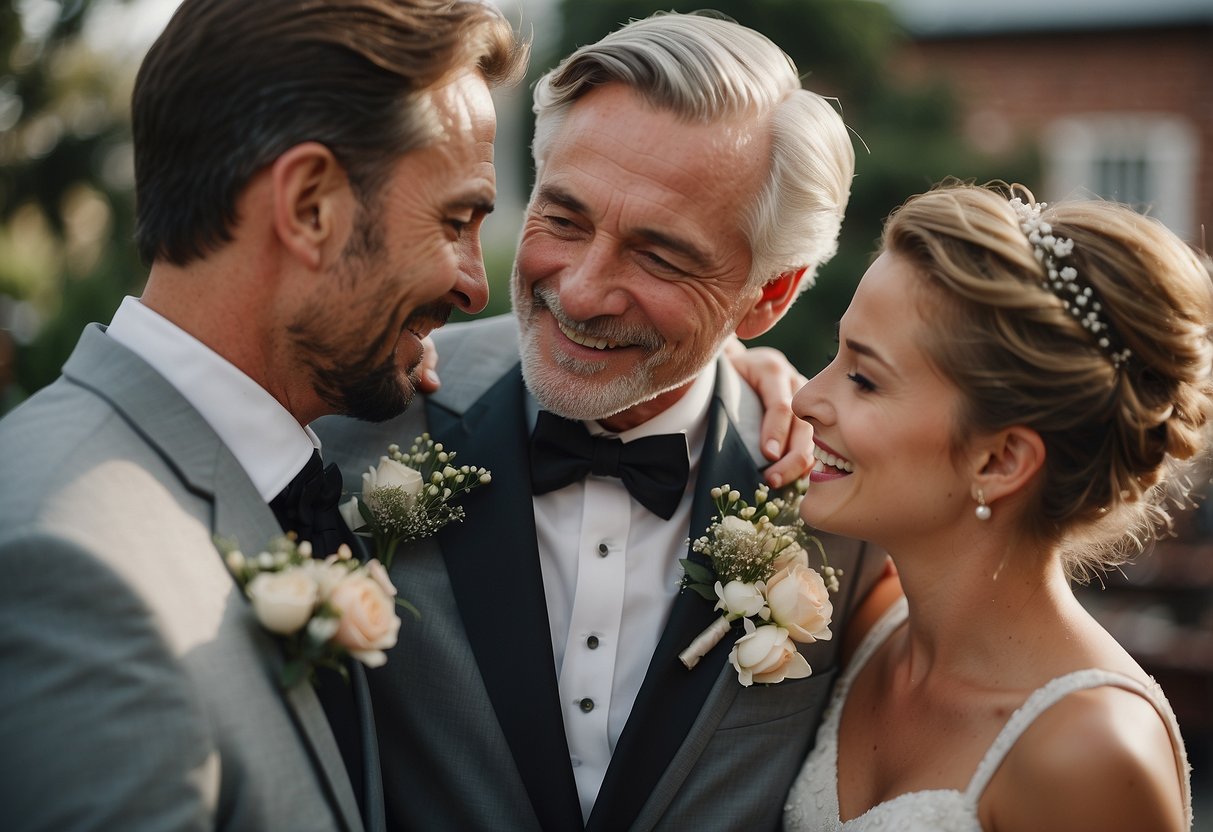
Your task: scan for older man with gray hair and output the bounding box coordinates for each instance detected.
[318,11,889,831]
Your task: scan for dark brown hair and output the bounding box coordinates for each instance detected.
[132,0,527,266]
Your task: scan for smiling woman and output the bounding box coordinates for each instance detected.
[787,181,1212,832]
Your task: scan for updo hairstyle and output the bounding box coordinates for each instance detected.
[882,182,1213,576]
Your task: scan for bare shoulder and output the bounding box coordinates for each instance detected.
[984,683,1187,832]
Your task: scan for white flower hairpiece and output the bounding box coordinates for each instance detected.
[1008,197,1131,369]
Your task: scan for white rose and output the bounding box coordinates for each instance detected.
[719,515,756,536]
[361,456,423,510]
[728,619,811,686]
[247,571,319,635]
[339,497,365,533]
[329,575,402,668]
[714,579,767,619]
[765,564,833,643]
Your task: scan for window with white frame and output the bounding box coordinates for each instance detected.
[1043,114,1198,239]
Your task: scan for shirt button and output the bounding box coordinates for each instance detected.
[597,542,609,557]
[579,697,594,713]
[586,635,600,649]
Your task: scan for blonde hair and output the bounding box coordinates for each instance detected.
[884,182,1213,577]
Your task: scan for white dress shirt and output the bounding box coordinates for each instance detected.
[106,296,318,502]
[533,367,715,821]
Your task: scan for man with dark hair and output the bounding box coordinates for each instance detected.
[0,1,526,829]
[318,11,892,831]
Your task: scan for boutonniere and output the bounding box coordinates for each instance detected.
[678,482,841,687]
[219,536,402,688]
[338,433,491,568]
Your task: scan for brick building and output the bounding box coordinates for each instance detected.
[886,0,1213,242]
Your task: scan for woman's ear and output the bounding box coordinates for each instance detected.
[270,142,350,271]
[970,425,1046,504]
[735,266,809,339]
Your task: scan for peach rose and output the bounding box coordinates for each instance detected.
[328,575,401,668]
[770,538,809,572]
[765,563,833,644]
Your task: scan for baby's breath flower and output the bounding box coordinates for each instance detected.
[345,435,491,569]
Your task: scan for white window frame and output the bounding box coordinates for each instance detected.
[1043,114,1198,239]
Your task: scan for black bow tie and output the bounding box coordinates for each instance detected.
[269,450,349,557]
[529,410,690,520]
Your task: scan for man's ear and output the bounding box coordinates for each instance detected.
[270,142,351,271]
[970,425,1045,504]
[735,266,808,339]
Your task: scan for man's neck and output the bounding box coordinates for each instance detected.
[596,378,696,433]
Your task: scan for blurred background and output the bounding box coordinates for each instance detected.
[2,0,1210,823]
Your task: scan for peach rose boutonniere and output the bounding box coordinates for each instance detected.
[339,434,490,569]
[219,535,403,688]
[678,482,841,687]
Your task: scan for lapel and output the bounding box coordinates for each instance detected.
[586,361,763,832]
[62,324,367,832]
[429,365,584,832]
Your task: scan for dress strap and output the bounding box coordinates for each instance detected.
[964,668,1192,827]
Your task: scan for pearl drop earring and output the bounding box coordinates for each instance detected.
[975,489,991,521]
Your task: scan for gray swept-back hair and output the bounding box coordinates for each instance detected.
[531,11,854,290]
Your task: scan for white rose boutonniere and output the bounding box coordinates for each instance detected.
[219,535,402,688]
[341,434,490,568]
[678,482,842,687]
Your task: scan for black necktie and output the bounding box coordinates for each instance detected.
[269,450,348,556]
[529,410,690,520]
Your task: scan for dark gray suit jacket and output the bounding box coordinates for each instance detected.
[317,315,885,832]
[0,325,380,831]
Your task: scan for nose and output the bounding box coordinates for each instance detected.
[556,237,629,321]
[449,232,490,314]
[792,369,833,427]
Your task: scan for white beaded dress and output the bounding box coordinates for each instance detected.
[783,598,1193,831]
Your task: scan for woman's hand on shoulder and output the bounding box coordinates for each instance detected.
[984,685,1187,832]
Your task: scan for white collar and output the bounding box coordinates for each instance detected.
[106,296,318,501]
[585,362,716,465]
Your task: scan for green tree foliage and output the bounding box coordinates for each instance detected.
[547,0,1036,374]
[1,0,140,411]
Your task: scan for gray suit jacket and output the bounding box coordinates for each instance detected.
[0,325,379,831]
[316,315,885,832]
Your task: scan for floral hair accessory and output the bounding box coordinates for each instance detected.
[1008,197,1131,369]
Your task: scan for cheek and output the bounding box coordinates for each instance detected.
[658,285,736,346]
[514,234,564,288]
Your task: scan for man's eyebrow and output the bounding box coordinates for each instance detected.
[448,193,496,214]
[632,228,712,272]
[536,184,712,271]
[535,183,587,215]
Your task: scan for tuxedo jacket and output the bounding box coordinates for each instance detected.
[0,325,381,832]
[316,315,885,832]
